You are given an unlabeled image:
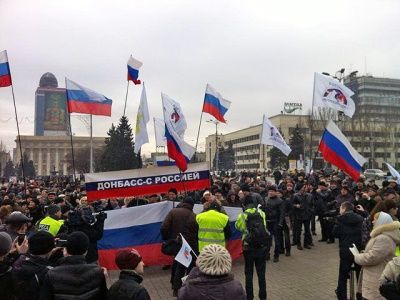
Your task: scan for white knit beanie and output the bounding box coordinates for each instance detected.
[197,244,232,276]
[374,212,393,228]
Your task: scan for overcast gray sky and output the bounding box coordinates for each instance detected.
[1,0,399,156]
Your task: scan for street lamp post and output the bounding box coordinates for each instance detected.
[206,120,219,172]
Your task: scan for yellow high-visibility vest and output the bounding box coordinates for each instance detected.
[38,216,64,237]
[196,209,229,252]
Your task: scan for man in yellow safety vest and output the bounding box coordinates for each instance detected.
[196,200,231,252]
[37,204,66,237]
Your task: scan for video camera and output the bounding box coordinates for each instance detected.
[66,201,107,227]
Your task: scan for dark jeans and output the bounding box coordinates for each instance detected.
[244,248,267,300]
[171,257,196,291]
[267,222,282,258]
[336,256,361,300]
[311,213,316,233]
[293,218,312,246]
[279,222,291,253]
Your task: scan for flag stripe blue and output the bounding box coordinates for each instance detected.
[0,62,10,77]
[321,129,362,172]
[204,93,228,115]
[66,90,112,104]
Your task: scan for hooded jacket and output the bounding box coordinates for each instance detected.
[332,211,363,258]
[354,221,400,300]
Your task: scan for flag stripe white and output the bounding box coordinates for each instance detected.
[313,72,355,118]
[134,84,149,153]
[260,115,291,156]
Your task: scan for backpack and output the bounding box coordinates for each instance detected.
[379,273,400,300]
[244,208,270,248]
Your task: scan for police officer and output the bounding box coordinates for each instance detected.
[37,204,66,237]
[196,200,231,252]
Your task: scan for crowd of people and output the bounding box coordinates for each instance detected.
[0,169,400,299]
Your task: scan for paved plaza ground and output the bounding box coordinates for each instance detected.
[108,229,341,300]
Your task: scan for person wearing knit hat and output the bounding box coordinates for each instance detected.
[108,248,150,300]
[354,213,400,299]
[11,231,55,300]
[178,244,246,300]
[0,232,15,300]
[41,230,107,300]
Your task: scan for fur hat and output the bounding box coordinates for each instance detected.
[197,244,232,276]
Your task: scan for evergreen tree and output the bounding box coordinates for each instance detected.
[3,160,15,178]
[98,116,141,171]
[16,153,36,178]
[288,125,304,160]
[214,143,235,171]
[269,147,288,169]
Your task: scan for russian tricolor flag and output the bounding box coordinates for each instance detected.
[203,84,231,123]
[66,78,112,116]
[319,120,366,180]
[127,55,143,85]
[98,201,243,270]
[0,50,12,87]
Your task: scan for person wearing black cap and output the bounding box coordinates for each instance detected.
[264,186,284,262]
[241,184,265,209]
[314,181,335,243]
[292,184,313,249]
[12,231,55,300]
[40,231,107,300]
[1,211,32,241]
[37,204,66,237]
[161,197,198,296]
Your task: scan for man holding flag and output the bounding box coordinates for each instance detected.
[160,197,198,297]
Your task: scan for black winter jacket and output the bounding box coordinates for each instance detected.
[108,270,150,300]
[292,192,313,221]
[12,255,53,300]
[332,211,363,258]
[0,260,15,300]
[264,196,284,225]
[40,255,107,300]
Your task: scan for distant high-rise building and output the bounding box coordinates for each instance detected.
[344,73,400,122]
[34,72,68,136]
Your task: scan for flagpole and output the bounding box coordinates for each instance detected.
[123,81,130,117]
[193,110,204,162]
[10,84,25,187]
[90,114,93,173]
[310,72,316,171]
[65,78,77,183]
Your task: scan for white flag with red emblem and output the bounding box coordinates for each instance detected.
[175,234,193,268]
[313,72,355,118]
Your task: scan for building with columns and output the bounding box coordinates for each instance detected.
[14,135,106,176]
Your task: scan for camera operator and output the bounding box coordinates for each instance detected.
[65,198,107,263]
